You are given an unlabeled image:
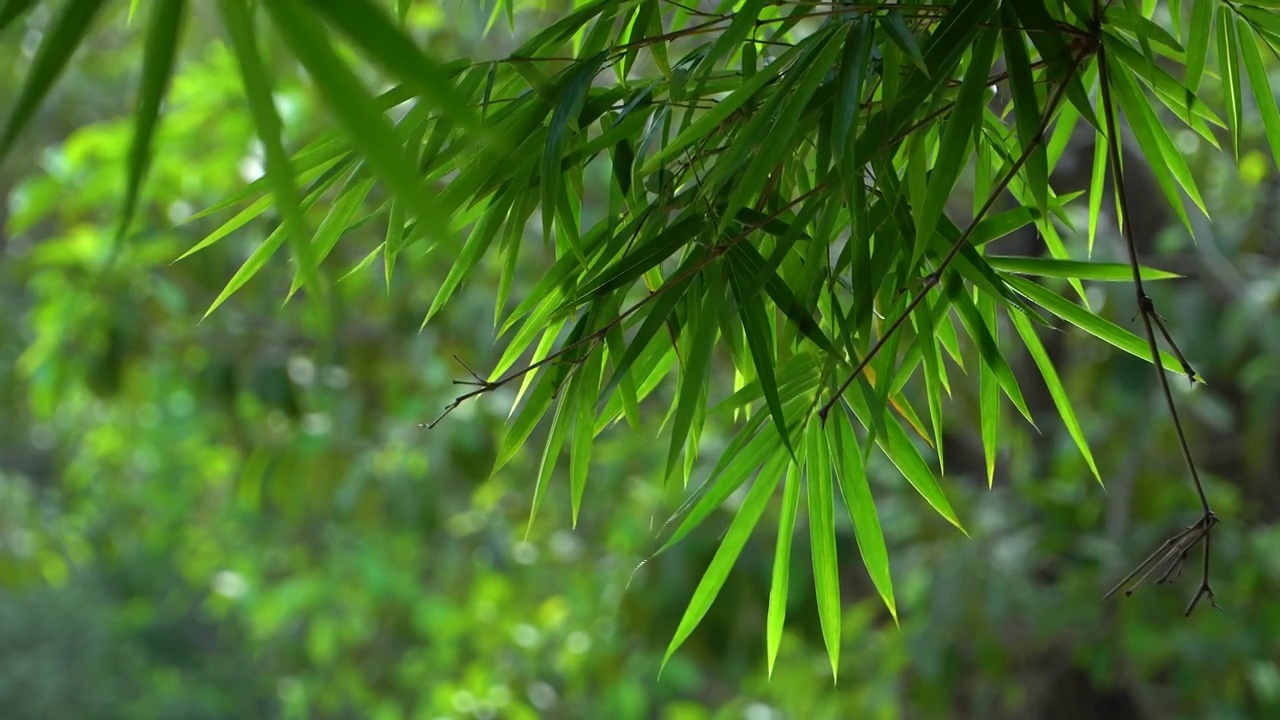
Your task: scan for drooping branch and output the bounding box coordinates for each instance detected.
[1096,30,1220,616]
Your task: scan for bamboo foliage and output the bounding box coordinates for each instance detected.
[4,0,1275,675]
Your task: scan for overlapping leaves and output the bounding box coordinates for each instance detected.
[6,0,1278,678]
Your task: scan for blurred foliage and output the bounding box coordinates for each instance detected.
[1,2,1280,720]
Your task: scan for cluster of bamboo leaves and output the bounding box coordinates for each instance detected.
[4,0,1280,677]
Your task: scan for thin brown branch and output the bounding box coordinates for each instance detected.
[1096,40,1220,614]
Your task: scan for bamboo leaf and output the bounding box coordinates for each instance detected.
[306,0,479,130]
[880,10,928,76]
[0,0,109,163]
[914,28,998,272]
[987,256,1182,282]
[528,391,574,537]
[661,448,787,671]
[828,406,896,622]
[1106,58,1207,234]
[766,461,802,677]
[1000,9,1047,217]
[640,40,806,174]
[1239,21,1280,172]
[729,252,795,456]
[805,419,841,681]
[1007,275,1196,378]
[1009,310,1101,484]
[118,0,186,242]
[667,275,721,483]
[1185,0,1214,94]
[844,391,964,534]
[1217,5,1244,159]
[570,344,603,526]
[264,0,453,244]
[0,0,38,32]
[978,292,1000,487]
[544,54,608,261]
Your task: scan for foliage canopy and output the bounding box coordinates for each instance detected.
[2,0,1272,676]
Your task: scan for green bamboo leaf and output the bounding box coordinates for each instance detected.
[844,393,964,534]
[424,191,513,325]
[1107,2,1183,53]
[969,206,1043,248]
[1106,60,1206,234]
[1217,6,1244,159]
[1000,8,1047,217]
[180,186,290,262]
[1103,33,1224,148]
[658,414,783,554]
[285,175,376,301]
[598,272,697,413]
[1239,22,1280,171]
[729,242,842,361]
[513,0,614,57]
[978,292,999,487]
[661,448,787,671]
[914,296,948,471]
[1088,129,1107,257]
[1119,0,1157,85]
[220,0,326,311]
[1047,100,1080,172]
[879,10,928,76]
[667,277,721,483]
[505,315,572,410]
[493,355,571,476]
[218,0,325,285]
[567,214,705,308]
[202,221,290,320]
[306,0,478,130]
[1009,310,1101,484]
[570,345,603,527]
[118,0,186,243]
[729,253,794,456]
[527,391,574,537]
[718,26,845,239]
[188,140,351,222]
[833,15,873,177]
[695,0,766,77]
[640,39,806,175]
[714,354,821,414]
[0,0,38,32]
[622,0,653,80]
[766,461,801,677]
[829,405,896,622]
[263,0,452,243]
[986,256,1182,282]
[805,419,841,681]
[1186,0,1213,93]
[383,201,406,291]
[914,29,998,273]
[494,190,539,326]
[1006,275,1195,378]
[0,0,108,163]
[945,277,1035,428]
[544,53,607,262]
[1010,0,1099,130]
[1237,5,1280,41]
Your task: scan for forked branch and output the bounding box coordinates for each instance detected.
[1096,37,1220,616]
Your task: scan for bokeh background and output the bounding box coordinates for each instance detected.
[2,3,1279,719]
